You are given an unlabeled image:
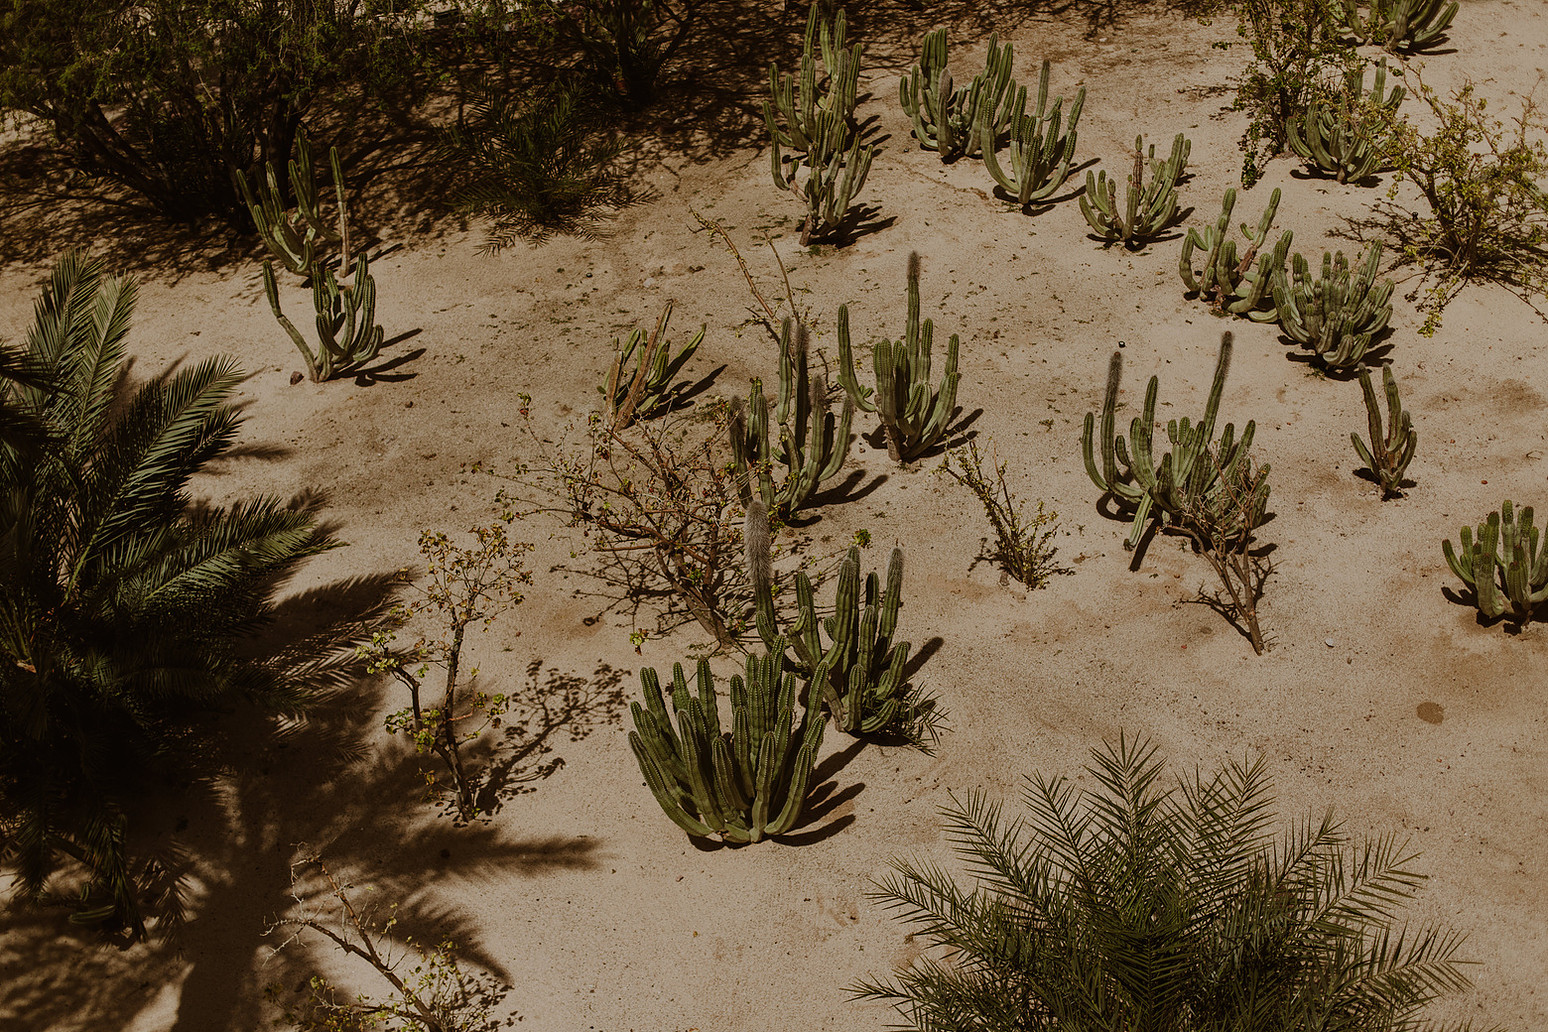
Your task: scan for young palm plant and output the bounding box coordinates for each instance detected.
[0,252,334,939]
[855,734,1488,1032]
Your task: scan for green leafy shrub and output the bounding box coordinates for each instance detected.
[526,0,697,110]
[940,438,1061,589]
[442,81,630,250]
[856,734,1490,1031]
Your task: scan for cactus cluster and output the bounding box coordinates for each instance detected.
[729,320,855,518]
[1179,188,1292,320]
[1288,60,1404,183]
[899,29,1016,161]
[836,253,961,464]
[771,110,875,246]
[1351,364,1417,498]
[1082,333,1261,550]
[1080,133,1191,247]
[264,255,384,382]
[1272,242,1394,370]
[764,2,863,153]
[981,61,1087,209]
[1444,501,1548,626]
[1340,0,1457,52]
[628,648,825,843]
[603,302,705,430]
[236,133,351,278]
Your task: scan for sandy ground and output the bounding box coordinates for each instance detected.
[2,1,1547,1029]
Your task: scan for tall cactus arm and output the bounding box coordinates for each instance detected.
[630,732,717,837]
[262,260,323,382]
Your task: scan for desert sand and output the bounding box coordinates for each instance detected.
[1,1,1546,1030]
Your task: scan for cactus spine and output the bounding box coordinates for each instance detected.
[980,60,1086,209]
[1287,60,1404,183]
[236,133,351,278]
[1179,187,1292,320]
[628,647,825,843]
[764,1,863,153]
[1443,501,1548,626]
[1081,333,1261,550]
[1340,0,1457,52]
[1272,242,1394,369]
[898,29,1015,161]
[835,253,961,463]
[1079,133,1191,246]
[729,320,854,518]
[770,108,874,246]
[1351,364,1417,498]
[603,302,705,430]
[263,254,384,382]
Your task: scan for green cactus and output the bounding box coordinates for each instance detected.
[263,254,384,383]
[1272,242,1394,370]
[980,60,1086,209]
[1288,60,1404,183]
[236,133,351,278]
[764,1,863,153]
[1081,332,1262,551]
[1079,133,1191,247]
[1443,500,1548,626]
[898,29,1016,162]
[1351,363,1417,498]
[627,647,825,843]
[771,107,874,246]
[835,253,961,464]
[1179,187,1292,320]
[603,301,705,430]
[1340,0,1457,53]
[729,320,854,518]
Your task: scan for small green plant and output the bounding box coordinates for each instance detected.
[362,509,534,824]
[1079,133,1191,247]
[1287,58,1404,183]
[442,81,629,249]
[1082,333,1259,552]
[1378,71,1548,335]
[939,438,1061,589]
[770,107,875,246]
[602,301,705,430]
[764,1,862,153]
[981,60,1087,210]
[1444,499,1548,627]
[898,29,1016,161]
[529,0,696,110]
[235,132,352,278]
[1352,363,1417,498]
[1179,186,1292,319]
[836,252,962,463]
[855,733,1490,1030]
[264,255,385,383]
[628,647,825,843]
[1271,241,1394,369]
[1339,0,1457,52]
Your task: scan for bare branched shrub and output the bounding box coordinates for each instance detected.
[939,438,1062,589]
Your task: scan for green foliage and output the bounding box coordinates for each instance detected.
[528,0,697,110]
[1444,499,1548,627]
[764,1,862,152]
[362,509,533,824]
[264,255,385,383]
[729,320,854,519]
[235,132,352,278]
[0,252,333,938]
[1271,241,1395,369]
[1179,186,1293,319]
[1082,333,1260,552]
[836,253,962,464]
[1227,0,1356,186]
[855,733,1488,1030]
[1378,73,1548,335]
[899,29,1016,162]
[1339,0,1457,52]
[442,81,631,250]
[770,108,875,246]
[980,61,1087,210]
[602,301,704,431]
[1179,445,1274,653]
[0,0,430,222]
[939,438,1061,589]
[1287,58,1405,183]
[628,647,825,843]
[1352,363,1417,498]
[1079,133,1191,247]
